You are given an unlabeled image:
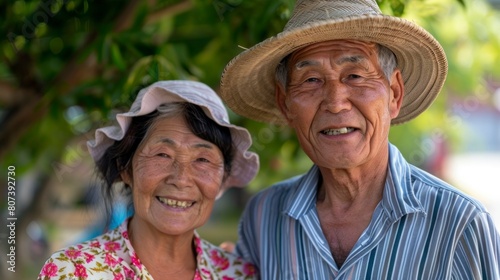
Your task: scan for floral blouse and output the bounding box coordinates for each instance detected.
[38,219,257,280]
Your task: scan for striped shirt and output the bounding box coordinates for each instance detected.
[236,144,500,279]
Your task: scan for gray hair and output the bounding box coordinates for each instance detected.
[275,43,398,88]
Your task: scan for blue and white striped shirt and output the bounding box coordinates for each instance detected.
[236,144,500,279]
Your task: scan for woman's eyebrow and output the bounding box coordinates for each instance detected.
[159,138,175,145]
[158,137,214,149]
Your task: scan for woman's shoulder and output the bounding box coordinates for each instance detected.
[195,235,258,279]
[37,225,133,279]
[53,224,126,256]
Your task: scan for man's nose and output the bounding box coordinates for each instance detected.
[321,81,351,114]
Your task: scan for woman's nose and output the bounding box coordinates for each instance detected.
[166,160,193,188]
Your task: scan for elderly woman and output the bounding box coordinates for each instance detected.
[38,80,259,279]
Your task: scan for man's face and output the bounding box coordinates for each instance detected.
[276,40,403,169]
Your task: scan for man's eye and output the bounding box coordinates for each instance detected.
[347,74,362,79]
[305,77,320,83]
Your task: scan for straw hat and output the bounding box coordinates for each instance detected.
[219,0,448,125]
[87,80,259,195]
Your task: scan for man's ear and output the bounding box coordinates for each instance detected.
[275,83,293,124]
[389,69,404,119]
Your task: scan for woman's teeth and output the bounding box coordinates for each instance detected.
[323,127,354,135]
[158,197,193,208]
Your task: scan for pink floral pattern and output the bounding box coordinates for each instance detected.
[40,262,58,277]
[37,219,257,280]
[210,249,230,270]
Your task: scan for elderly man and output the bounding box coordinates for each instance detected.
[219,0,500,279]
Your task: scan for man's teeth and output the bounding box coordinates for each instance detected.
[158,197,193,208]
[323,127,354,135]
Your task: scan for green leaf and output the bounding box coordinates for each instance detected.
[111,42,126,70]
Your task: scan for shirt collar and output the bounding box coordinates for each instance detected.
[283,143,426,221]
[120,220,239,280]
[284,165,321,219]
[383,143,426,221]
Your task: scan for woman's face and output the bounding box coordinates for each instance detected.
[122,114,225,236]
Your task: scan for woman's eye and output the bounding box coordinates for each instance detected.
[196,158,210,163]
[157,153,170,158]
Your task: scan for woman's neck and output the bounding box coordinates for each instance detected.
[128,216,197,279]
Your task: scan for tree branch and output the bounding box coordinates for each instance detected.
[0,0,196,162]
[113,0,142,32]
[0,97,48,160]
[0,81,21,106]
[145,0,193,25]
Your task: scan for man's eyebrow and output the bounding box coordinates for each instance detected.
[294,55,367,70]
[294,60,320,70]
[334,55,366,65]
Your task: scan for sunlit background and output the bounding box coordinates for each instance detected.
[1,0,499,279]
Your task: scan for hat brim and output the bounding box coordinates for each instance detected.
[220,15,447,125]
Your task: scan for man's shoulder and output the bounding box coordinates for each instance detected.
[241,173,310,219]
[251,173,306,202]
[389,144,487,212]
[409,165,488,213]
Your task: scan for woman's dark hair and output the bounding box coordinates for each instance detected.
[95,102,234,228]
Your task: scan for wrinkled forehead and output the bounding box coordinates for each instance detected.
[288,39,379,65]
[283,41,382,79]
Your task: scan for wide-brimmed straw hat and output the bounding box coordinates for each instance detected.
[87,80,259,195]
[219,0,448,125]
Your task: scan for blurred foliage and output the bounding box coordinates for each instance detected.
[0,0,499,195]
[390,0,500,165]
